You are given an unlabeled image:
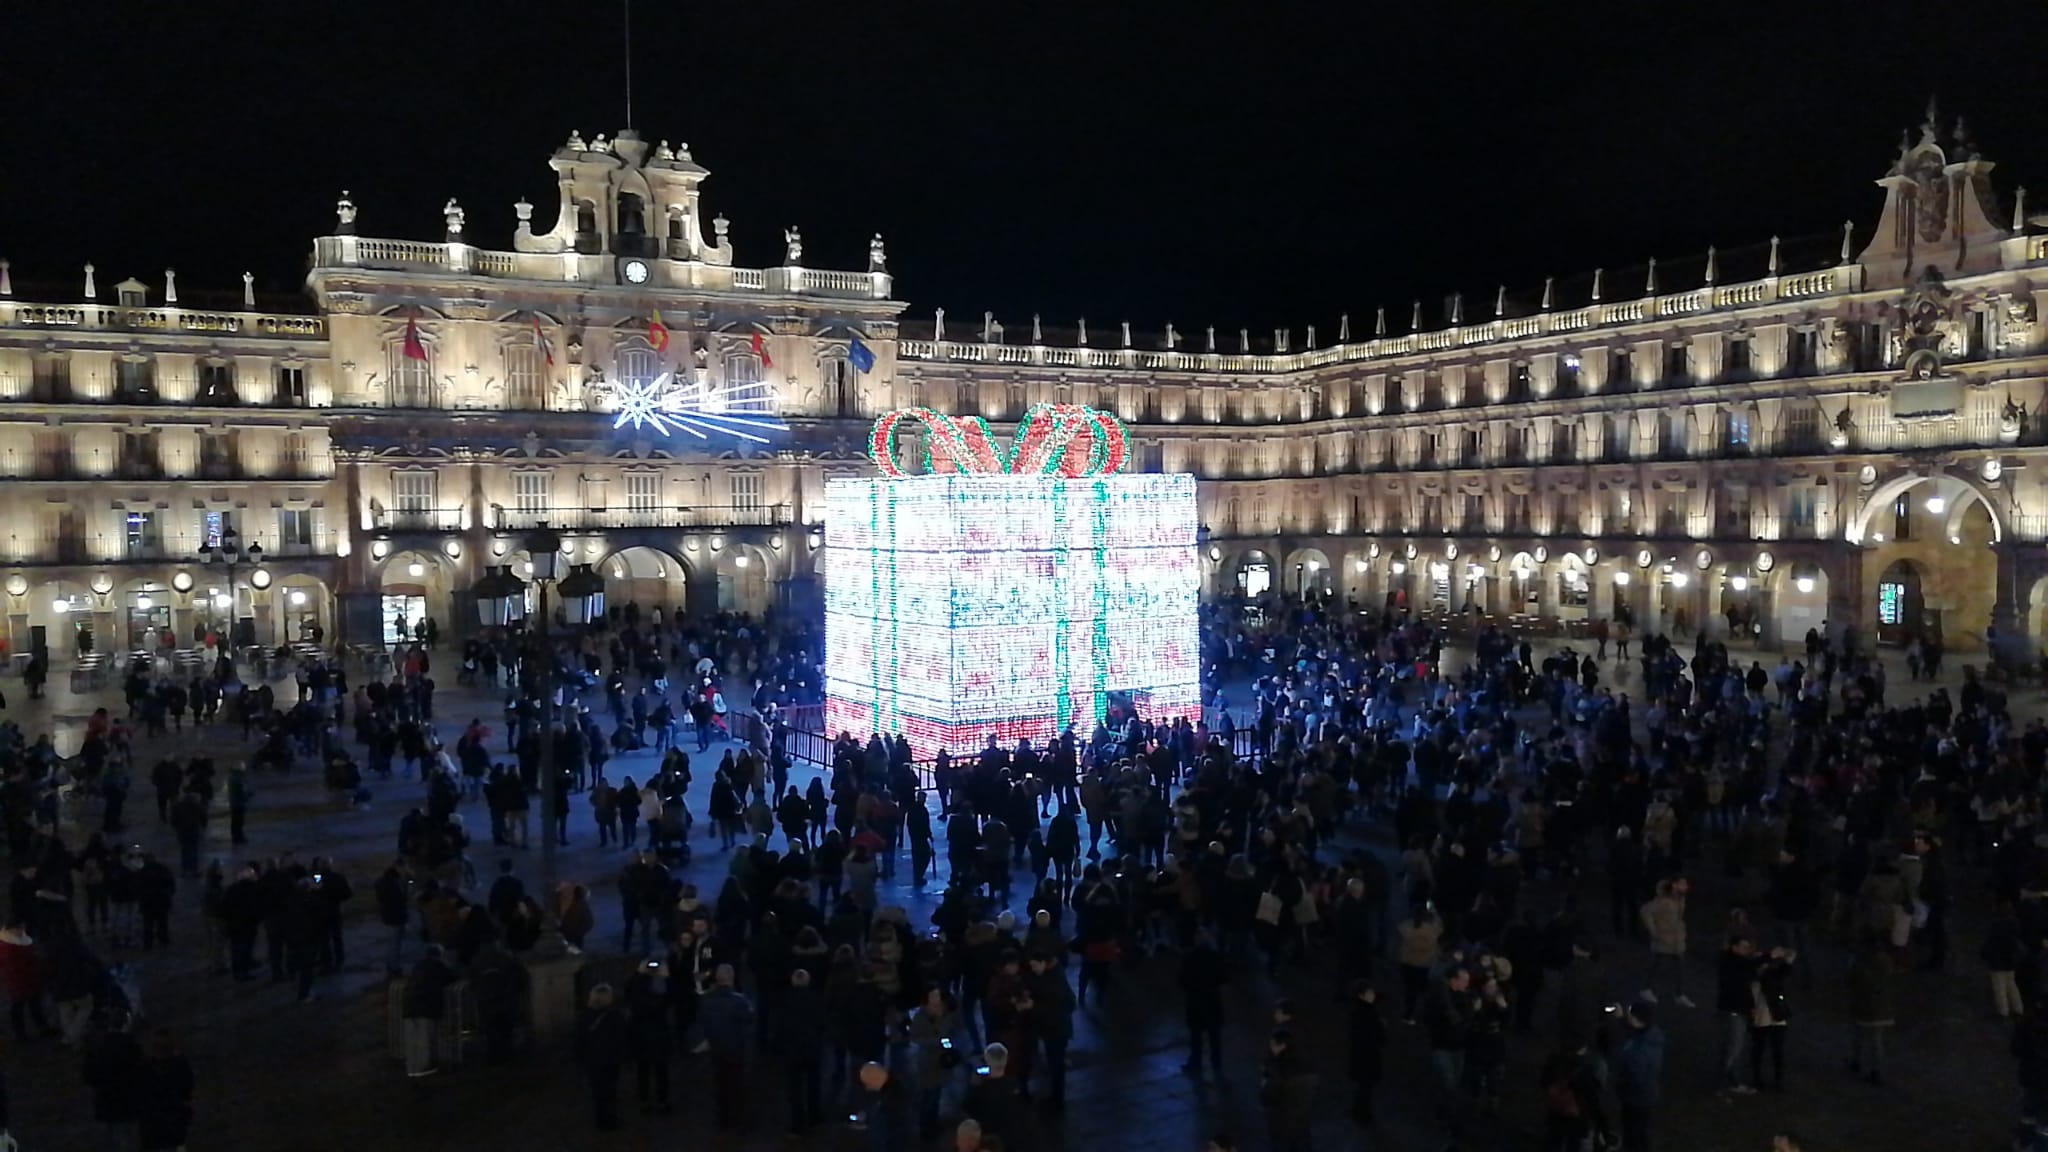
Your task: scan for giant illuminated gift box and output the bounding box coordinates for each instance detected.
[823,470,1204,758]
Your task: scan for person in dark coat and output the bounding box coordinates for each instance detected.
[1178,934,1229,1076]
[1768,850,1819,989]
[625,960,675,1115]
[776,967,828,1134]
[1260,1029,1318,1152]
[469,945,529,1063]
[962,1042,1026,1148]
[1346,979,1386,1126]
[134,1028,195,1152]
[282,879,324,1002]
[699,964,757,1131]
[578,983,629,1130]
[400,945,456,1077]
[2016,1003,2048,1122]
[134,853,176,949]
[1025,952,1076,1108]
[81,1018,143,1147]
[373,862,412,975]
[486,859,525,926]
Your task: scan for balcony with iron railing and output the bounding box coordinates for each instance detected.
[266,529,335,558]
[8,453,333,483]
[1712,513,1753,538]
[488,504,794,533]
[373,507,466,533]
[38,537,90,565]
[115,454,164,480]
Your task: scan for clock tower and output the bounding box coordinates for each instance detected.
[512,129,734,272]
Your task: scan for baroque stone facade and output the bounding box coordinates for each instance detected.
[3,111,2048,659]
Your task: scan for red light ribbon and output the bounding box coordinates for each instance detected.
[868,403,1130,478]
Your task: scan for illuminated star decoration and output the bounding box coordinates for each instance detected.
[609,371,787,444]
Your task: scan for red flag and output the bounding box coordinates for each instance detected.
[530,313,555,365]
[751,330,773,369]
[402,315,427,361]
[649,308,671,354]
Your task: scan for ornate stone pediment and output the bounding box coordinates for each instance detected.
[1895,264,1957,381]
[1887,265,1968,425]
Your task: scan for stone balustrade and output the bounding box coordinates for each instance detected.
[0,303,324,339]
[895,262,1896,374]
[310,236,887,301]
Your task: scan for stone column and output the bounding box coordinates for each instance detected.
[253,596,275,648]
[338,458,382,646]
[1821,545,1866,654]
[687,565,719,620]
[1754,587,1779,650]
[468,460,490,555]
[1989,542,2038,670]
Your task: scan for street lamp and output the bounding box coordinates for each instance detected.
[472,565,526,629]
[200,524,262,649]
[471,526,595,898]
[557,564,606,626]
[521,525,567,889]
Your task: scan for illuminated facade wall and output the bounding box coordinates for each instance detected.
[824,473,1201,756]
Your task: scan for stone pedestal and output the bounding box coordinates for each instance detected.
[525,949,588,1040]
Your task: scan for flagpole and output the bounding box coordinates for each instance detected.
[622,0,634,129]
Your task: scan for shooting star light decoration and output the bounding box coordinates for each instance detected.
[607,371,786,444]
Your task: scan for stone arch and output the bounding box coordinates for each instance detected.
[27,578,98,658]
[275,573,332,645]
[1504,551,1541,614]
[1942,498,2000,547]
[715,542,776,614]
[1855,470,2002,649]
[2028,571,2048,648]
[1769,561,1830,645]
[1280,546,1332,596]
[599,544,693,622]
[1873,557,1934,646]
[1228,548,1274,599]
[1849,470,2006,544]
[374,549,454,644]
[113,574,180,651]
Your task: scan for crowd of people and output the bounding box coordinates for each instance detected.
[0,592,2037,1151]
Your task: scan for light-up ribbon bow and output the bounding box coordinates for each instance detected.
[867,403,1131,478]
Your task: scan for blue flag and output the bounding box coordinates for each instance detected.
[848,335,876,374]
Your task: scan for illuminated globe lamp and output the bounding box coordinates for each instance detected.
[826,403,1202,758]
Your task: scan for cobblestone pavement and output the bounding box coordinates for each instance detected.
[0,643,2031,1152]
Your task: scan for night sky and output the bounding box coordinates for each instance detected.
[6,1,2047,334]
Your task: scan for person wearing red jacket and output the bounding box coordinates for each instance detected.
[0,922,55,1039]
